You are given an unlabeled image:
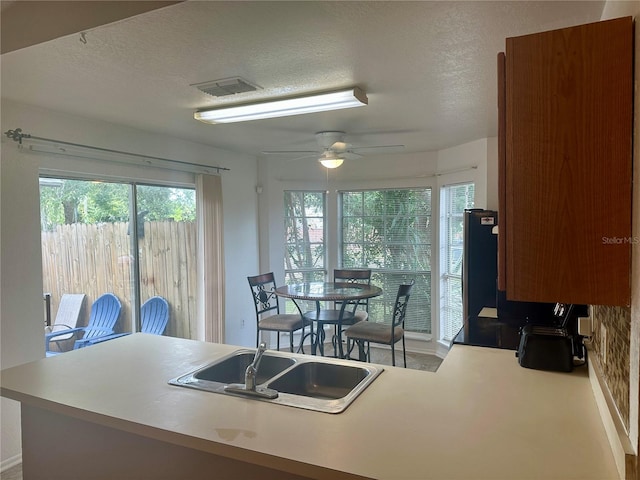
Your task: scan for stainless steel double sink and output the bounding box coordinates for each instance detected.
[169,349,383,414]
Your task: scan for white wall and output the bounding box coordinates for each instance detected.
[435,135,499,211]
[436,137,492,210]
[0,133,45,471]
[0,100,260,467]
[221,153,262,347]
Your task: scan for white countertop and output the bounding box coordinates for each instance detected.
[1,334,618,480]
[478,307,498,318]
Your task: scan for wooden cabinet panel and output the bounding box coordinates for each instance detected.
[500,17,633,306]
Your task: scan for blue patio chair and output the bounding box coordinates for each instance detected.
[82,296,169,346]
[139,296,169,335]
[45,293,121,356]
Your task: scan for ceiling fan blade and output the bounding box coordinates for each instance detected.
[261,150,318,155]
[284,153,320,163]
[350,145,405,153]
[342,151,363,160]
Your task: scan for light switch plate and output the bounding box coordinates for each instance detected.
[578,317,592,337]
[600,324,607,365]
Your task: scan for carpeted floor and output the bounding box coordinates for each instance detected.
[316,344,443,371]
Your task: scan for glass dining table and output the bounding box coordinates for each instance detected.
[274,282,382,358]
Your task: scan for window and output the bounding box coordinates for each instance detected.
[40,177,197,343]
[439,183,475,342]
[340,189,432,334]
[283,191,326,311]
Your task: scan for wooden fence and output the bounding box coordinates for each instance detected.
[41,221,197,339]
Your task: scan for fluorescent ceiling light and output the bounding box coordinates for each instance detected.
[319,158,344,169]
[194,87,367,124]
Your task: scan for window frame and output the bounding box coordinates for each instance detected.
[283,190,327,313]
[439,181,475,343]
[337,188,433,335]
[38,174,199,340]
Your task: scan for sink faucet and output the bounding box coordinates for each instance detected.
[245,342,267,391]
[224,342,279,399]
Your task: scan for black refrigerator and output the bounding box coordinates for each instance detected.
[457,208,556,349]
[462,209,498,330]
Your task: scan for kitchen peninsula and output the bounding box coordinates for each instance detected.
[1,334,617,479]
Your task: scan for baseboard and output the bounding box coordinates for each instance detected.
[1,453,22,472]
[404,335,445,358]
[588,350,636,480]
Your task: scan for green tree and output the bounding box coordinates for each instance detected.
[39,179,195,231]
[137,185,196,222]
[341,189,431,272]
[284,191,324,283]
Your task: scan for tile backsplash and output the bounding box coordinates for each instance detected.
[591,305,631,430]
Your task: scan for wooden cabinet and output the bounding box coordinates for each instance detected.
[498,17,633,307]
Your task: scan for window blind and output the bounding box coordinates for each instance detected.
[339,188,432,334]
[440,183,475,342]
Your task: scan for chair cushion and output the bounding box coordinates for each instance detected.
[353,311,368,323]
[259,314,309,332]
[303,309,367,325]
[339,310,367,327]
[344,321,404,345]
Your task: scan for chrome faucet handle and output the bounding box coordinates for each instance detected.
[245,343,267,391]
[250,342,268,372]
[224,342,278,399]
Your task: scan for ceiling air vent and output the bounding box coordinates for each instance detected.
[192,77,261,97]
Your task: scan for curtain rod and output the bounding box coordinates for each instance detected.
[4,128,230,174]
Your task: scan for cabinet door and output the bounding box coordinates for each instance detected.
[502,17,633,306]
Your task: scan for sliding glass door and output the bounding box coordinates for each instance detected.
[40,177,197,350]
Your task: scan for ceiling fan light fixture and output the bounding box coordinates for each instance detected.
[319,157,344,169]
[319,158,344,169]
[194,87,367,124]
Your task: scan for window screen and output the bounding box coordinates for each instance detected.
[284,191,326,312]
[339,189,432,334]
[440,183,475,342]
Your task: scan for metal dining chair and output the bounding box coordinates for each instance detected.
[333,269,372,323]
[345,280,415,367]
[303,269,372,357]
[247,272,312,352]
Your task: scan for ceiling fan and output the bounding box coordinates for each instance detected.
[261,131,405,168]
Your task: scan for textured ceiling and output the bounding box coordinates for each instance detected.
[0,1,182,54]
[1,1,609,158]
